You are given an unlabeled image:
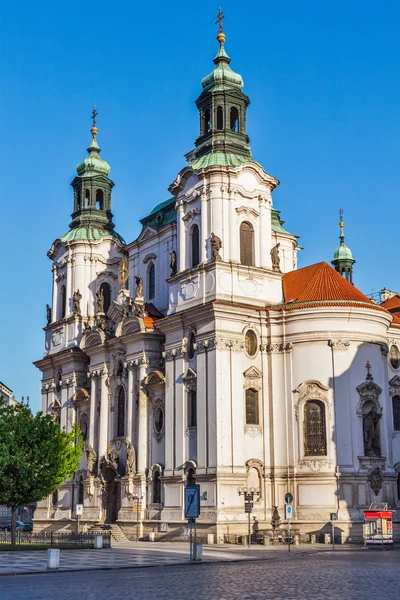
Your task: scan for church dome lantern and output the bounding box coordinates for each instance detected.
[331,209,355,284]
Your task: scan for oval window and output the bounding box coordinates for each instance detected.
[187,332,196,360]
[154,407,164,433]
[245,330,258,356]
[390,345,400,370]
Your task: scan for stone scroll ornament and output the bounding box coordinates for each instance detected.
[368,467,384,496]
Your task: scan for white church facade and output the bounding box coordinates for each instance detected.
[34,27,400,542]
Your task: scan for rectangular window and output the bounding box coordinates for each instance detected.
[188,390,197,427]
[245,388,259,425]
[393,397,400,430]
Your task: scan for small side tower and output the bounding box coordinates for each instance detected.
[331,208,355,283]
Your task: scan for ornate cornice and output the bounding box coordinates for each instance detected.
[328,339,350,351]
[260,342,293,354]
[126,356,164,369]
[87,368,105,379]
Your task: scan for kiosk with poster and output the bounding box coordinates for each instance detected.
[363,503,393,546]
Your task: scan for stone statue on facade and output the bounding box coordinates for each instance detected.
[135,276,144,298]
[210,232,222,261]
[86,443,97,476]
[125,439,136,476]
[271,505,281,530]
[46,304,52,325]
[96,287,104,314]
[118,255,129,289]
[73,290,82,316]
[170,250,177,276]
[363,405,382,456]
[270,244,281,272]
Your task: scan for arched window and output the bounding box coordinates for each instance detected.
[153,471,161,504]
[393,396,400,430]
[204,108,211,133]
[240,221,254,267]
[52,490,58,506]
[187,390,197,427]
[80,415,88,441]
[390,345,400,370]
[95,189,104,210]
[230,107,239,132]
[217,106,224,130]
[148,263,155,300]
[117,387,125,437]
[100,282,111,314]
[60,285,66,319]
[77,191,81,211]
[245,388,259,425]
[304,400,327,456]
[84,189,90,208]
[78,481,84,504]
[191,225,200,268]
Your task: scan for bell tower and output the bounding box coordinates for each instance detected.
[331,209,355,283]
[193,9,251,163]
[69,107,116,233]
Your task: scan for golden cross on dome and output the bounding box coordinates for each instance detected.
[215,7,225,33]
[91,105,98,129]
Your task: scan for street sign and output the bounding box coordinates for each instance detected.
[285,504,293,520]
[76,504,83,515]
[184,484,200,519]
[285,492,293,504]
[330,513,337,521]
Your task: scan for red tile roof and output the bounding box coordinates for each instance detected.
[381,295,400,312]
[282,262,374,305]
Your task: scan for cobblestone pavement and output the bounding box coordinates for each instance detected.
[0,542,326,575]
[1,550,399,599]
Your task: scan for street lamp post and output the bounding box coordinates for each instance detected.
[133,493,143,541]
[238,487,260,548]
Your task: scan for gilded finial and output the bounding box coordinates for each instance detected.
[91,105,98,136]
[339,207,344,228]
[215,7,226,43]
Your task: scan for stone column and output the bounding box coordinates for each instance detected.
[127,363,134,442]
[89,374,96,447]
[259,194,272,269]
[66,255,72,317]
[200,192,208,263]
[137,364,148,474]
[52,264,57,322]
[177,199,186,272]
[98,370,109,469]
[229,191,238,262]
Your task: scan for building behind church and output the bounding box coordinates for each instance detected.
[34,25,400,543]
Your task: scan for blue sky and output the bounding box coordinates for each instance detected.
[1,1,399,412]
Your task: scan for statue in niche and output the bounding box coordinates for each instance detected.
[210,232,222,261]
[96,287,104,314]
[270,244,281,272]
[135,276,144,298]
[46,304,52,325]
[73,290,82,316]
[363,405,383,456]
[86,443,97,476]
[125,439,136,476]
[169,250,177,276]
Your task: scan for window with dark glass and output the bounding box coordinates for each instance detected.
[240,221,254,267]
[393,396,400,430]
[60,285,66,319]
[80,417,88,441]
[303,400,327,456]
[153,471,161,503]
[78,481,84,504]
[191,225,200,268]
[230,107,239,132]
[390,345,400,369]
[52,490,58,506]
[154,406,164,433]
[96,189,104,210]
[85,189,90,208]
[217,106,224,130]
[100,282,111,314]
[187,332,196,360]
[117,387,125,437]
[148,263,155,300]
[204,108,211,133]
[245,388,259,425]
[187,390,197,427]
[245,330,258,356]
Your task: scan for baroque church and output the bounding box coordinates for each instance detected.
[34,24,400,542]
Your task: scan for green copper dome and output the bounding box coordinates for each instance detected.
[201,33,244,92]
[76,131,111,177]
[61,225,125,244]
[333,243,353,261]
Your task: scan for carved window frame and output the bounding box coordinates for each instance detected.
[183,368,197,433]
[294,381,332,466]
[356,380,383,460]
[243,367,262,436]
[152,397,165,443]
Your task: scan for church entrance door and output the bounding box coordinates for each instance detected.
[104,468,120,523]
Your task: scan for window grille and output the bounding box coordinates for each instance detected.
[245,388,259,425]
[303,400,327,456]
[240,222,254,266]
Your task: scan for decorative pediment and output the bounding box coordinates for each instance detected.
[144,370,165,387]
[119,315,145,337]
[294,380,331,421]
[182,208,201,222]
[389,375,400,391]
[137,226,157,243]
[97,269,118,280]
[72,388,89,403]
[356,380,382,416]
[243,366,262,390]
[143,253,157,264]
[236,205,259,219]
[183,368,197,391]
[80,329,105,350]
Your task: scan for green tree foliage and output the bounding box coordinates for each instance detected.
[0,402,83,545]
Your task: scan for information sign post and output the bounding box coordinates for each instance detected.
[76,504,83,534]
[184,485,200,561]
